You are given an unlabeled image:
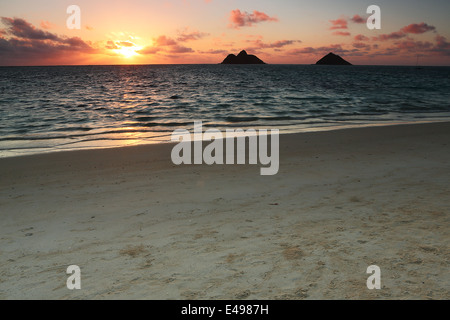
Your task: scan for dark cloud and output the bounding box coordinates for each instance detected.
[401,23,436,34]
[0,17,96,65]
[1,17,59,41]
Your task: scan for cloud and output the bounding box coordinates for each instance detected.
[105,40,119,50]
[0,17,97,65]
[351,15,366,24]
[229,9,278,29]
[400,23,436,34]
[198,49,228,55]
[267,40,301,48]
[287,44,347,55]
[330,14,366,30]
[372,31,407,41]
[167,45,194,53]
[40,20,54,30]
[353,42,371,50]
[137,46,159,55]
[431,35,450,56]
[394,39,433,51]
[117,41,135,47]
[374,34,450,58]
[354,34,369,41]
[329,18,348,30]
[139,34,194,55]
[373,22,436,41]
[332,31,351,37]
[153,35,177,46]
[247,39,301,49]
[375,47,401,56]
[2,17,59,41]
[177,30,209,42]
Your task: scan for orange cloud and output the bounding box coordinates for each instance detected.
[105,40,119,50]
[329,18,348,30]
[229,10,278,29]
[118,41,135,47]
[333,31,351,37]
[138,46,159,55]
[40,20,54,30]
[153,35,177,46]
[139,34,194,56]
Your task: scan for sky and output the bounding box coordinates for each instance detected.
[0,0,449,66]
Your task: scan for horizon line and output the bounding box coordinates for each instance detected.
[1,63,450,68]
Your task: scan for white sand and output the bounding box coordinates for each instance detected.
[0,122,449,299]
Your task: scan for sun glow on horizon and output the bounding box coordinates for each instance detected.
[114,45,142,59]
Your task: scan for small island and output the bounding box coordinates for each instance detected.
[316,52,352,65]
[221,50,266,64]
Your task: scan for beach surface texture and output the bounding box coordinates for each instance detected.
[0,122,449,299]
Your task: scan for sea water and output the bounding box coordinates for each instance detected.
[0,64,449,157]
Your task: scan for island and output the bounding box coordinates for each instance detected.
[221,50,266,64]
[316,52,352,65]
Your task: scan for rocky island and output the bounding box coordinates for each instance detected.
[316,52,352,65]
[221,50,266,64]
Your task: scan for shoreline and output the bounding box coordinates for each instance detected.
[2,119,450,160]
[0,121,449,299]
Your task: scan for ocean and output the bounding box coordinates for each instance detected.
[1,64,449,157]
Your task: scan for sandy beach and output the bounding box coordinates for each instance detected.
[0,122,449,300]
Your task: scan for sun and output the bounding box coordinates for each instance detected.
[115,46,142,59]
